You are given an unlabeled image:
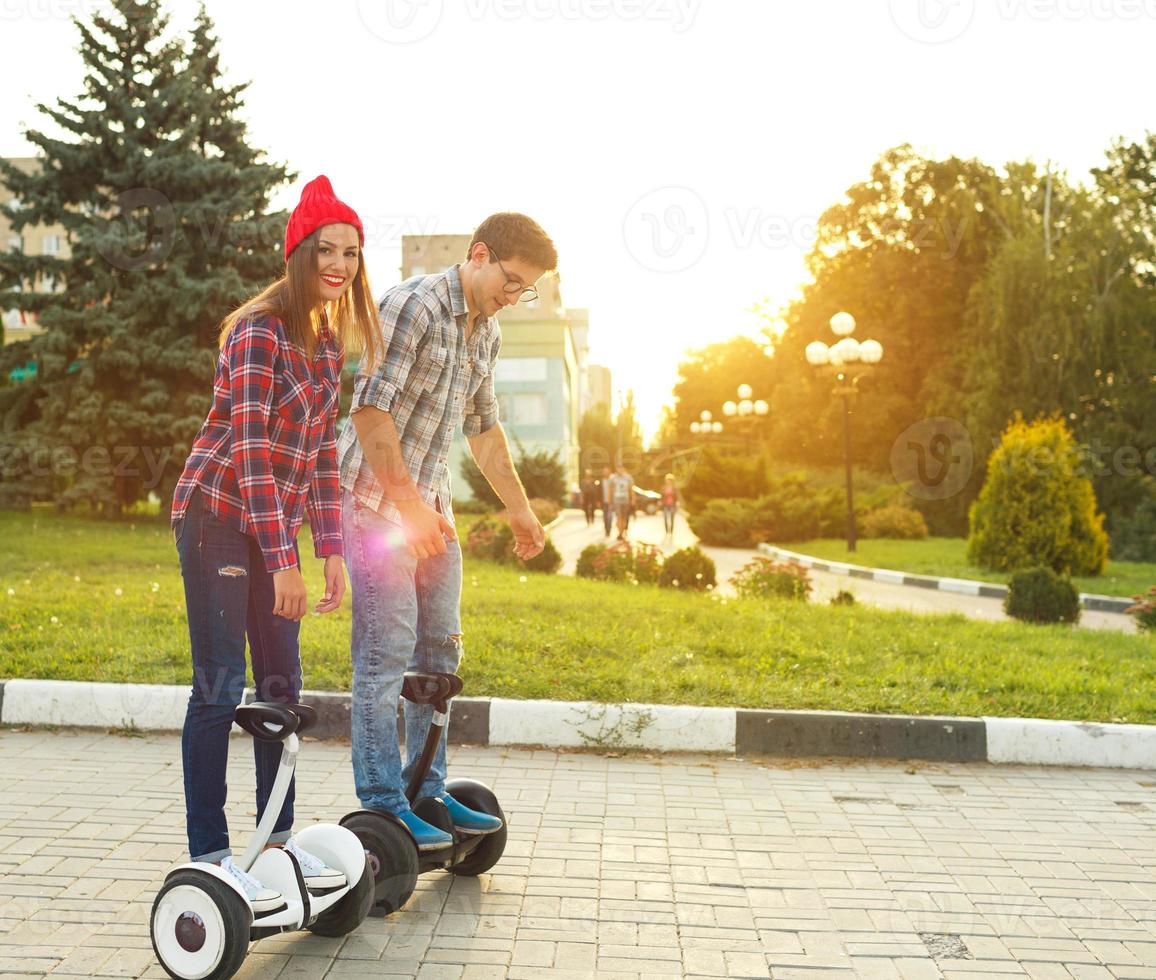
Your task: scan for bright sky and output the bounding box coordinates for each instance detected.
[2,0,1154,438]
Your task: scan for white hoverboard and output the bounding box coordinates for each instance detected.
[150,702,373,980]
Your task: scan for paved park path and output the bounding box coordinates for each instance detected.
[547,511,1135,634]
[2,728,1156,977]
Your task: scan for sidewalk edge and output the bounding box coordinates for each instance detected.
[2,679,1154,770]
[757,544,1135,614]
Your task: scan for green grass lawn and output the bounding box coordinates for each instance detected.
[775,537,1154,600]
[1,509,1154,724]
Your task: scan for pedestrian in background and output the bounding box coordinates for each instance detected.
[661,472,679,536]
[580,469,598,527]
[600,465,614,537]
[611,462,634,541]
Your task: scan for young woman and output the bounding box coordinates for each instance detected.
[661,473,679,536]
[170,176,378,909]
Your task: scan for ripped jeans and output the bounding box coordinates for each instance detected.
[342,490,463,815]
[175,488,301,862]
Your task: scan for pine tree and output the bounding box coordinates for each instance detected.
[0,0,290,514]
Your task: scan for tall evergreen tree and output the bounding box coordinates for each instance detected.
[0,0,290,513]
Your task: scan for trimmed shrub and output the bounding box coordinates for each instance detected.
[658,547,716,590]
[861,505,929,540]
[1125,586,1156,633]
[968,416,1108,576]
[729,557,812,600]
[631,544,663,584]
[686,498,760,547]
[520,533,563,574]
[687,474,847,547]
[681,447,768,512]
[1004,566,1081,625]
[576,541,663,584]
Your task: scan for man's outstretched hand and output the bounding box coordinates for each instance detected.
[509,504,545,561]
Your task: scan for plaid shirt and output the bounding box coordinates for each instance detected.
[172,315,345,573]
[338,264,500,523]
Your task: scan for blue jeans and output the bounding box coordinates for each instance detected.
[175,489,301,863]
[343,490,462,815]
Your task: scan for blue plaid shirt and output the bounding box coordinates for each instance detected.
[338,264,501,523]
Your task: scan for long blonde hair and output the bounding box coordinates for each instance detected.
[219,228,379,368]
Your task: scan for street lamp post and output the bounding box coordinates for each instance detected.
[690,409,723,437]
[721,384,769,452]
[804,312,884,553]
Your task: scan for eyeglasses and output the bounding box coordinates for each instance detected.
[484,244,538,303]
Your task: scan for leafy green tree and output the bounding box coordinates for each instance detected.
[577,390,644,473]
[578,400,617,474]
[0,0,289,513]
[669,335,772,439]
[958,165,1156,533]
[762,145,1010,476]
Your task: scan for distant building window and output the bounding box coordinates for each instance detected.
[7,235,21,253]
[512,393,548,426]
[496,357,548,383]
[42,235,61,255]
[42,275,57,293]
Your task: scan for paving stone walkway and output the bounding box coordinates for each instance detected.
[2,728,1156,978]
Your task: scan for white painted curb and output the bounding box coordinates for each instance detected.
[985,716,1156,769]
[757,543,1133,613]
[488,697,736,752]
[4,680,1156,769]
[3,679,190,730]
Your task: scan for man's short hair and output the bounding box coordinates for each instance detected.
[468,213,558,272]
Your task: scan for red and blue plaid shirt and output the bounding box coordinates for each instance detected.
[172,315,345,573]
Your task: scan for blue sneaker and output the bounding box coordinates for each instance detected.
[397,808,452,852]
[442,793,503,836]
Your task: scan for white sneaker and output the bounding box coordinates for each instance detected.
[284,838,346,890]
[220,856,283,914]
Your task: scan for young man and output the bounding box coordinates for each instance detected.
[611,462,634,541]
[337,213,556,849]
[600,465,614,537]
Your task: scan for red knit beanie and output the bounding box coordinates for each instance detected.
[284,175,365,259]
